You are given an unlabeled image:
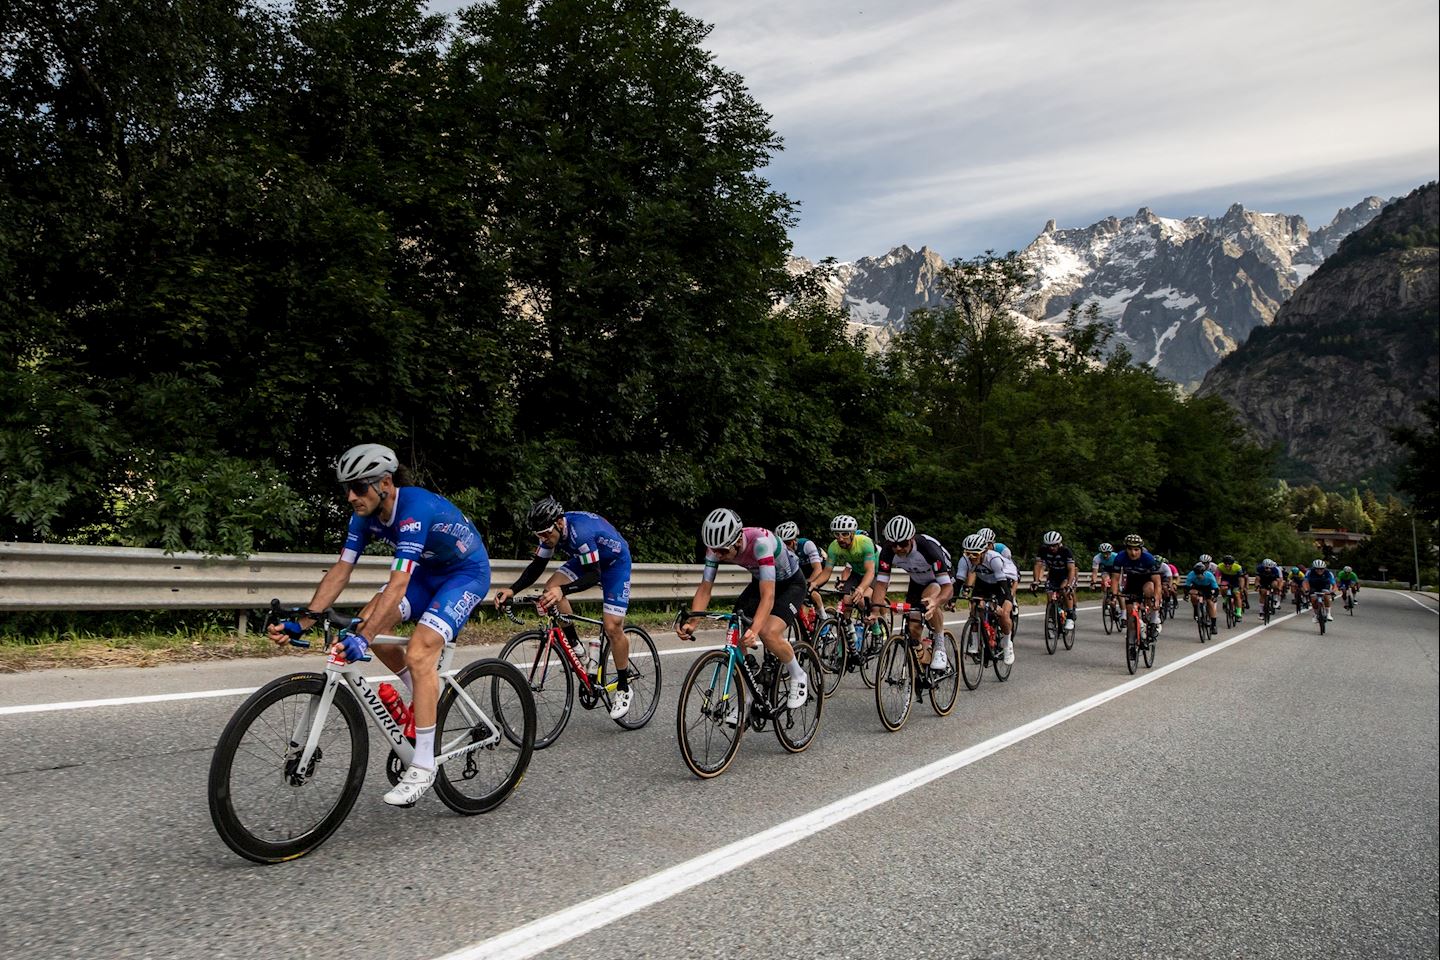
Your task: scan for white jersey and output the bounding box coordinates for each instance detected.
[955,549,1017,585]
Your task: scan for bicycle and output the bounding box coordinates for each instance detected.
[1121,596,1158,674]
[1191,596,1217,643]
[817,588,888,691]
[958,592,1013,688]
[675,609,824,778]
[1099,584,1124,636]
[209,601,535,863]
[1341,586,1356,616]
[788,597,837,697]
[1308,589,1332,635]
[874,603,960,732]
[1035,582,1076,655]
[1221,587,1242,629]
[498,598,661,749]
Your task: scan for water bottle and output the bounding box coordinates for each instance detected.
[377,682,406,725]
[587,638,603,677]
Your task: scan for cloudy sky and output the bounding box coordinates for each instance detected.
[433,0,1439,262]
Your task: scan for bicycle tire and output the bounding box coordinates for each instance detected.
[773,641,823,753]
[960,619,985,690]
[992,631,1012,682]
[1044,600,1058,655]
[929,631,961,717]
[1125,617,1139,674]
[209,673,367,864]
[1102,600,1116,635]
[1196,612,1208,644]
[496,629,573,750]
[1061,600,1076,650]
[873,634,914,732]
[433,659,534,815]
[1317,605,1327,635]
[859,617,887,689]
[598,626,662,731]
[676,650,745,778]
[1142,624,1156,669]
[813,618,847,698]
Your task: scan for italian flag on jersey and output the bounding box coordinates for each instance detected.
[393,558,417,574]
[579,545,600,565]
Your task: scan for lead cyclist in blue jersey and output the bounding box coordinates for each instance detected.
[267,443,491,807]
[493,497,636,720]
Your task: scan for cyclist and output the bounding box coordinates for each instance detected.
[811,513,879,608]
[869,515,955,671]
[1288,563,1307,608]
[978,527,1014,562]
[1215,554,1248,620]
[492,497,636,720]
[1112,534,1163,635]
[1254,558,1284,614]
[1032,531,1078,633]
[1090,542,1119,593]
[956,532,1019,665]
[1185,561,1220,627]
[1302,559,1338,622]
[1337,565,1361,606]
[1155,554,1177,610]
[677,509,809,708]
[776,521,827,617]
[268,443,491,807]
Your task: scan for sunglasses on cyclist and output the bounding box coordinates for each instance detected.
[341,479,375,497]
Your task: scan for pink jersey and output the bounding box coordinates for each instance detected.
[702,527,799,582]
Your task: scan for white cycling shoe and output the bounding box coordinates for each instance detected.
[1065,618,1076,631]
[929,646,949,672]
[785,677,809,710]
[608,688,633,720]
[1002,636,1015,665]
[384,765,436,807]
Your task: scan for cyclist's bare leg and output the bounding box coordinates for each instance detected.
[603,611,628,671]
[357,594,407,676]
[759,613,795,664]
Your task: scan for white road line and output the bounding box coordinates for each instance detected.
[0,646,725,717]
[1401,592,1439,614]
[437,613,1295,960]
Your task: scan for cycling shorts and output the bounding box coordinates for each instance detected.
[737,571,808,629]
[395,562,491,643]
[1189,584,1217,599]
[905,579,942,609]
[1120,573,1153,599]
[1046,569,1072,590]
[970,579,1014,605]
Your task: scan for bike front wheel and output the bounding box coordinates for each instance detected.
[1102,601,1116,635]
[859,619,887,689]
[873,634,914,732]
[677,650,745,778]
[1044,600,1058,655]
[773,641,824,753]
[208,673,367,864]
[600,626,662,731]
[435,659,534,815]
[813,618,847,698]
[1142,625,1157,668]
[959,620,985,690]
[1125,617,1139,674]
[497,630,573,750]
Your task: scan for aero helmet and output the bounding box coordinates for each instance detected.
[336,443,398,483]
[774,521,799,541]
[830,514,859,534]
[962,533,988,552]
[883,515,916,544]
[527,496,564,533]
[1043,531,1063,546]
[702,508,744,550]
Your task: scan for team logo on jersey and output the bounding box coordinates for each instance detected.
[399,518,422,533]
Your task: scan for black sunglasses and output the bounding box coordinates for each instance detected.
[341,479,375,496]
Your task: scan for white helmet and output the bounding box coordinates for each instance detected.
[702,508,743,550]
[1311,559,1326,570]
[1343,565,1352,573]
[883,515,915,544]
[1198,554,1212,564]
[977,527,996,545]
[775,521,799,541]
[962,533,988,552]
[1098,542,1113,553]
[830,514,858,534]
[1043,530,1063,546]
[1262,558,1274,567]
[336,443,398,483]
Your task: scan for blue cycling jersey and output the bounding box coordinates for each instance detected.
[537,511,629,573]
[1111,549,1161,577]
[1305,570,1337,591]
[341,487,489,574]
[1093,551,1119,572]
[1185,571,1219,590]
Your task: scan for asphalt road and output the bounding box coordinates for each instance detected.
[1,591,1435,960]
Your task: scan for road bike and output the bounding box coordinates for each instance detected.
[958,592,1013,688]
[816,588,888,691]
[498,598,660,749]
[1307,589,1332,635]
[675,610,823,778]
[1122,596,1158,674]
[209,602,534,863]
[1222,587,1243,629]
[1035,582,1076,655]
[1100,586,1124,636]
[874,603,960,732]
[1191,596,1217,643]
[1341,585,1357,616]
[788,597,839,697]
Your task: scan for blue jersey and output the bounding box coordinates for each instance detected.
[538,511,629,577]
[1185,570,1219,590]
[1093,551,1120,573]
[341,487,488,575]
[1112,549,1161,578]
[1304,569,1337,591]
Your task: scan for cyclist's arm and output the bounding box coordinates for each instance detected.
[297,557,357,629]
[359,567,413,639]
[749,576,776,631]
[855,557,878,595]
[496,554,550,605]
[810,563,835,590]
[1067,560,1077,589]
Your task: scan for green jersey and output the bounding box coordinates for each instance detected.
[1337,570,1360,584]
[827,534,878,571]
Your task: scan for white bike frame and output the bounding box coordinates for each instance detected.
[288,637,503,775]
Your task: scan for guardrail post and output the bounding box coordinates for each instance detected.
[236,611,248,637]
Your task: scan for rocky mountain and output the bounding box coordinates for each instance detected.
[791,195,1391,388]
[1197,182,1439,485]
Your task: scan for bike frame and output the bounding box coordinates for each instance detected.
[288,640,500,775]
[521,611,618,699]
[702,614,779,718]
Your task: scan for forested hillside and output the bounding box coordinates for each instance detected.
[1,0,1314,564]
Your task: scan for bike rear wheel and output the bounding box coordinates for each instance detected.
[859,618,887,689]
[497,630,573,750]
[435,659,534,815]
[1196,610,1209,644]
[599,626,662,731]
[1102,599,1116,635]
[928,631,961,716]
[813,618,847,698]
[1044,600,1058,655]
[676,650,745,778]
[873,635,914,732]
[208,673,367,864]
[773,641,824,752]
[960,620,985,690]
[1142,624,1156,668]
[992,630,1012,682]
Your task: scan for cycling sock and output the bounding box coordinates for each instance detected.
[561,623,582,652]
[785,658,806,684]
[615,666,630,691]
[396,667,413,696]
[412,725,436,770]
